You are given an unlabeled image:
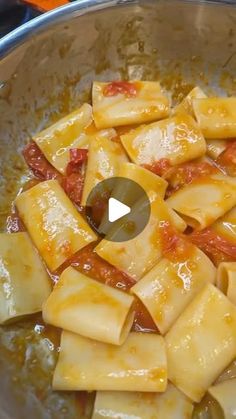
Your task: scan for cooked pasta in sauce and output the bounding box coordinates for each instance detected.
[2,80,236,418]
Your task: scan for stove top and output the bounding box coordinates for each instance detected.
[0,4,40,38]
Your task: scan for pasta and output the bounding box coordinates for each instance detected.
[174,86,207,117]
[92,383,193,419]
[33,103,93,174]
[81,131,128,206]
[167,207,187,233]
[100,204,186,240]
[193,97,236,139]
[212,206,236,244]
[217,262,236,305]
[53,331,167,392]
[166,284,236,402]
[113,161,168,201]
[5,78,236,415]
[92,81,170,129]
[206,138,227,159]
[95,191,172,281]
[120,114,206,166]
[43,266,134,345]
[0,232,51,323]
[132,247,216,334]
[208,378,236,419]
[167,174,236,229]
[15,180,97,271]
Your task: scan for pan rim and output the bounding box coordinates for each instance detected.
[0,0,235,59]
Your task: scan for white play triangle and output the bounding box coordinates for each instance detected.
[108,197,131,223]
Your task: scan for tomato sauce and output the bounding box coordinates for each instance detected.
[132,298,158,333]
[56,243,134,290]
[159,221,194,262]
[190,227,236,265]
[217,140,236,176]
[143,158,172,177]
[75,392,94,418]
[103,81,138,98]
[115,124,139,136]
[164,161,218,197]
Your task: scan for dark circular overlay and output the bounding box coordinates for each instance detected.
[85,177,151,242]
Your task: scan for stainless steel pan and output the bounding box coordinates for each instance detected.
[0,0,236,417]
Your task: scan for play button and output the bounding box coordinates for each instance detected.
[85,177,151,242]
[108,198,131,222]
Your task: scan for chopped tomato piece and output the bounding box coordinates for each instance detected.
[61,173,84,208]
[190,228,236,265]
[23,142,86,207]
[159,221,194,262]
[70,148,88,165]
[23,141,61,181]
[115,124,138,136]
[143,158,172,177]
[66,149,88,176]
[62,148,88,206]
[217,140,236,176]
[103,81,138,98]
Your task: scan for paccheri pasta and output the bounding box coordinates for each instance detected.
[3,80,236,417]
[121,114,206,167]
[92,384,193,419]
[43,266,134,345]
[193,97,236,139]
[0,232,51,323]
[131,247,216,334]
[53,331,167,392]
[216,262,236,305]
[166,284,236,402]
[208,378,236,418]
[33,103,93,174]
[92,81,170,128]
[15,180,97,270]
[81,131,128,206]
[167,173,236,229]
